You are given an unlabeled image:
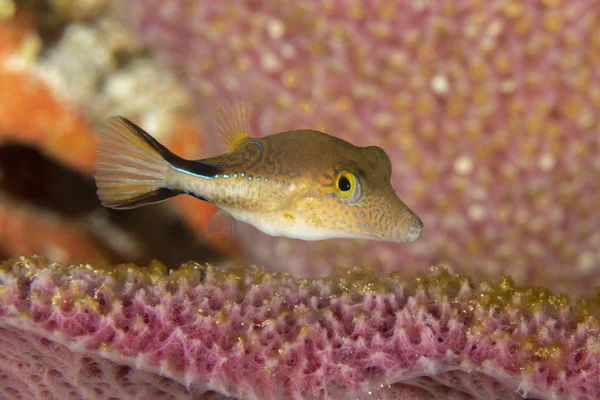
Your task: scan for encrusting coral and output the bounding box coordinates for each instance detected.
[0,256,598,399]
[125,0,600,295]
[4,0,599,294]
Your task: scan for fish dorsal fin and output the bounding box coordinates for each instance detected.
[216,98,252,153]
[315,121,333,136]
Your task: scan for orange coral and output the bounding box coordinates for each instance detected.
[0,68,98,173]
[0,200,110,264]
[0,13,97,173]
[0,9,224,264]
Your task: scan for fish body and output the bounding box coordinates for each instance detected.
[95,102,423,242]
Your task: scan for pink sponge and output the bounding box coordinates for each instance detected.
[0,256,598,399]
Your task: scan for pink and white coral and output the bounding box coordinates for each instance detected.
[125,0,600,295]
[1,256,598,399]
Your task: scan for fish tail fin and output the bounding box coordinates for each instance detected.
[95,116,180,210]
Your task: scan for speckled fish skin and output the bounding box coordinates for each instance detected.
[173,129,423,242]
[95,104,422,243]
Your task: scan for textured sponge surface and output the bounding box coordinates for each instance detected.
[0,325,230,400]
[0,256,598,399]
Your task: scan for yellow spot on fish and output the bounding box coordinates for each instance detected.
[311,216,323,228]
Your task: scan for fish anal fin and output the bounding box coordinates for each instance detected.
[207,210,237,237]
[216,98,252,153]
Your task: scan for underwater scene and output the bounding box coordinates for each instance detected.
[0,1,599,399]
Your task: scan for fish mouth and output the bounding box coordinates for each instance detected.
[392,206,423,243]
[404,214,423,242]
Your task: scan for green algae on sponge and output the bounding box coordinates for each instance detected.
[0,256,599,399]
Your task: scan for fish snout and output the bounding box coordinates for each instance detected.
[405,215,423,242]
[395,212,423,243]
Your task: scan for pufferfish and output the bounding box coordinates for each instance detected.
[94,101,423,242]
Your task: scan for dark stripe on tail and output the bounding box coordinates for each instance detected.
[108,187,180,209]
[175,159,223,178]
[118,117,222,178]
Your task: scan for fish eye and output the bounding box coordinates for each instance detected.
[334,170,362,203]
[338,176,351,191]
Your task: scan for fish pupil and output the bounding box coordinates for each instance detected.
[338,176,351,191]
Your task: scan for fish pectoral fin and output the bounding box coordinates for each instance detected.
[217,98,252,153]
[207,210,237,237]
[282,183,313,211]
